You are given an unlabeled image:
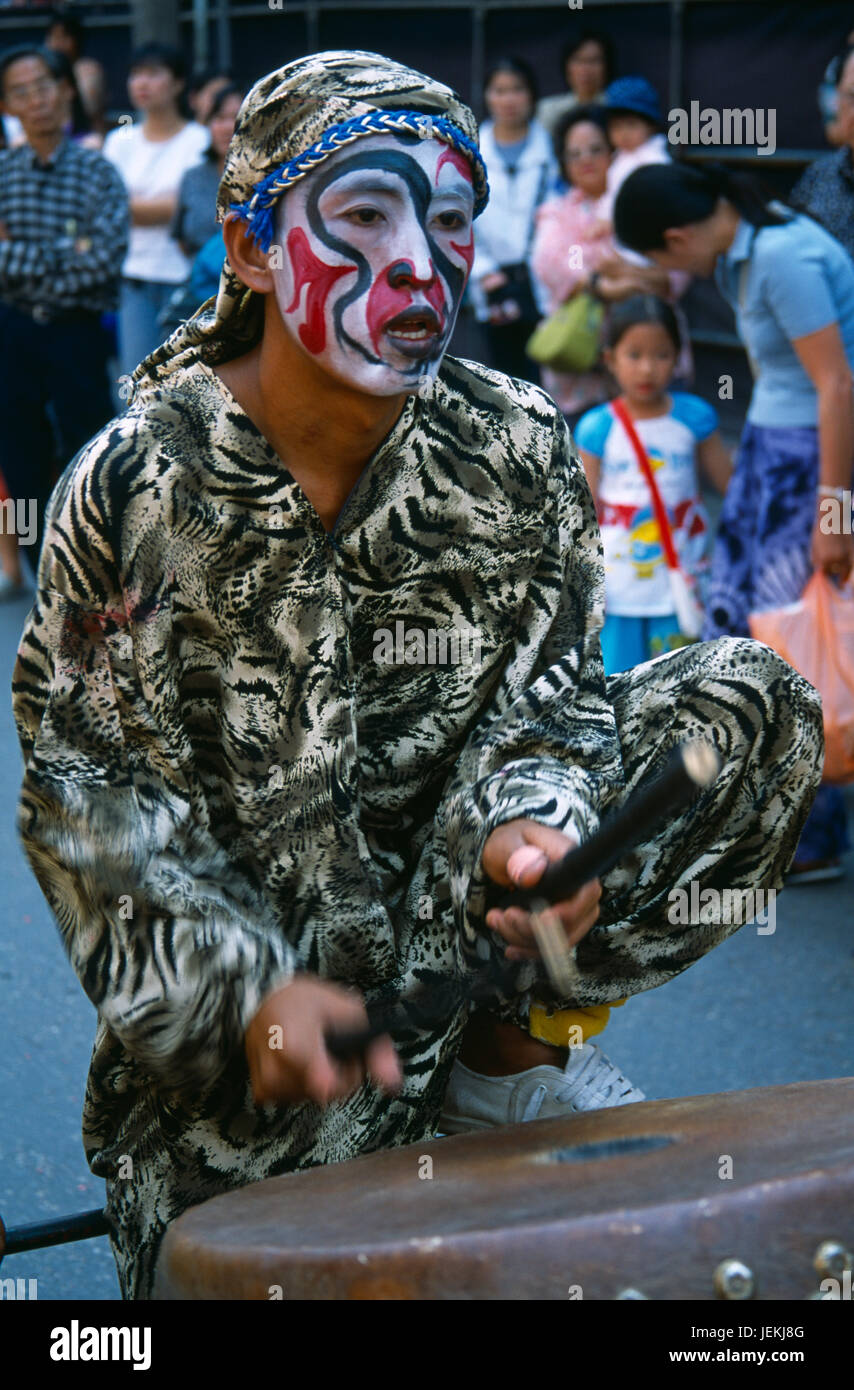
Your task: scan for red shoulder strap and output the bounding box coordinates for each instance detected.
[610,397,679,571]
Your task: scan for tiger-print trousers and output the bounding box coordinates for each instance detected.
[123,636,822,1301]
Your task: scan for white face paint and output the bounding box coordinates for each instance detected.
[267,132,476,396]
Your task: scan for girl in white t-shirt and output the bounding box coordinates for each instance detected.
[574,296,732,674]
[103,43,209,381]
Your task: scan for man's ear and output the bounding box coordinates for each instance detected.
[222,211,275,294]
[663,226,688,257]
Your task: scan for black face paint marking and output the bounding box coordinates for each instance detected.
[300,141,469,374]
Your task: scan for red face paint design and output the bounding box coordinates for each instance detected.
[365,260,447,357]
[449,230,475,273]
[272,135,474,392]
[436,147,473,187]
[285,226,356,355]
[437,149,475,272]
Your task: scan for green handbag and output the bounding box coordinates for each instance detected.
[526,290,605,372]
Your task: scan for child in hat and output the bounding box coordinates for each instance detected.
[598,75,670,226]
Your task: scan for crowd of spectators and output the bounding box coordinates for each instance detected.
[0,18,242,597]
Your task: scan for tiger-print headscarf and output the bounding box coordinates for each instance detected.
[131,49,487,394]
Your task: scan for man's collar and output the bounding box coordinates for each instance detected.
[27,136,69,171]
[723,216,754,266]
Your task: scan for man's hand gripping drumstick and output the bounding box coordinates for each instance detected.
[485,740,722,993]
[482,822,601,986]
[245,741,720,1100]
[244,821,594,1111]
[244,976,402,1108]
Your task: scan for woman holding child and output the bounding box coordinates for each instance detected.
[531,94,691,428]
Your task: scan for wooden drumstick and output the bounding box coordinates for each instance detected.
[325,739,721,1057]
[325,975,499,1062]
[325,1016,396,1061]
[495,740,721,913]
[496,738,721,992]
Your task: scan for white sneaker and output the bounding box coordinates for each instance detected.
[439,1043,645,1134]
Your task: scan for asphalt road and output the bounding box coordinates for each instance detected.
[1,585,852,1302]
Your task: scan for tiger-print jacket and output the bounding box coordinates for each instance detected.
[12,351,638,1290]
[13,344,828,1298]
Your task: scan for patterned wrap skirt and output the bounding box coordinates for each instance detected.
[701,422,849,862]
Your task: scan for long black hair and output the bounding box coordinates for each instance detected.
[203,81,243,162]
[604,294,681,354]
[483,56,539,108]
[614,161,788,255]
[128,41,191,118]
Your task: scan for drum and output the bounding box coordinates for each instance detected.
[153,1077,854,1300]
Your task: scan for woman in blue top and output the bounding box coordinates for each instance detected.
[614,162,854,881]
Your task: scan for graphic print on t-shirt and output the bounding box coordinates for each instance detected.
[574,393,717,617]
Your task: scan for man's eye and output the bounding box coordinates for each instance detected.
[435,211,466,230]
[346,208,383,225]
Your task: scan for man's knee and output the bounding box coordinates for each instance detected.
[700,634,824,767]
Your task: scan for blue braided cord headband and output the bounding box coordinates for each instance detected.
[228,108,489,253]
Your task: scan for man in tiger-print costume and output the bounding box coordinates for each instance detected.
[13,52,823,1299]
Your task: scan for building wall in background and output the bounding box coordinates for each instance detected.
[1,1,851,147]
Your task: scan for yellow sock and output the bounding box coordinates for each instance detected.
[528,998,628,1049]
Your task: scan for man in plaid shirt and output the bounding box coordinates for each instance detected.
[0,45,128,574]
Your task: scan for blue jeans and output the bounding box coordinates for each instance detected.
[702,421,850,865]
[117,278,180,384]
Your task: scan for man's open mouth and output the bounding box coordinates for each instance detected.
[383,307,444,360]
